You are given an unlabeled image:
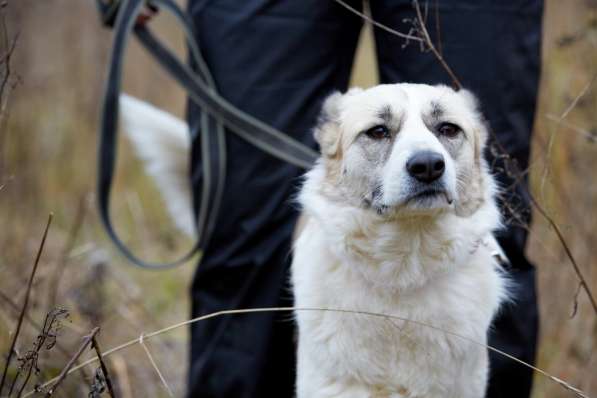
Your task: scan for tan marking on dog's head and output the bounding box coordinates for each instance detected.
[450,89,490,217]
[312,84,492,218]
[313,91,343,158]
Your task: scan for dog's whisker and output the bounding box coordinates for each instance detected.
[443,191,454,205]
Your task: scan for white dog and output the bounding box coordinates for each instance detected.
[120,83,507,398]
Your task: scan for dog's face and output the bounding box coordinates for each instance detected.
[315,84,489,217]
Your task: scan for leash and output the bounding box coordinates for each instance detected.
[97,0,318,269]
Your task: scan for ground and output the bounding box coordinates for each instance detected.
[0,1,595,397]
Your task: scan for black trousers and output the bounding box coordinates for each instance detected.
[186,1,542,397]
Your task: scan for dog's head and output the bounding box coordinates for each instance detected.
[314,83,490,217]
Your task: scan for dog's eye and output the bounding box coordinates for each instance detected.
[437,123,461,138]
[365,125,391,140]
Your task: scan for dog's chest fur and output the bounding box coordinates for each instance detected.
[292,166,505,398]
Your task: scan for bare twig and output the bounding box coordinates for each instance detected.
[0,213,53,395]
[24,307,591,398]
[0,6,18,98]
[0,291,45,338]
[412,0,462,90]
[571,281,583,319]
[503,165,597,316]
[47,196,87,309]
[343,0,596,314]
[336,0,460,89]
[529,195,597,314]
[44,327,100,397]
[540,76,595,200]
[340,3,595,315]
[0,6,18,176]
[91,336,115,398]
[334,0,462,90]
[0,290,87,390]
[332,0,424,43]
[497,145,597,315]
[433,0,443,56]
[10,308,70,398]
[0,31,16,101]
[478,78,597,316]
[545,113,596,143]
[13,360,34,398]
[138,334,174,397]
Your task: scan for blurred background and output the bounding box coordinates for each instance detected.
[0,1,595,397]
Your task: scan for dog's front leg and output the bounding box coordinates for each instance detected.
[452,348,489,398]
[296,351,370,398]
[297,379,372,398]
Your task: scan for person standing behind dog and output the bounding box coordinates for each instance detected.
[124,1,543,397]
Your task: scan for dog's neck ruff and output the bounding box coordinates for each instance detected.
[299,164,502,292]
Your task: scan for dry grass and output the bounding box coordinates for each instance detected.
[0,0,595,397]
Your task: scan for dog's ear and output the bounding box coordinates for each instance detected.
[314,92,343,158]
[458,89,488,148]
[455,89,492,216]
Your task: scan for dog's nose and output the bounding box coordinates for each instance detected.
[406,151,445,183]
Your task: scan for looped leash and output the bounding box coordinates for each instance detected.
[98,0,318,269]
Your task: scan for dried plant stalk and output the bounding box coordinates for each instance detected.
[44,327,100,397]
[23,306,591,398]
[0,214,53,395]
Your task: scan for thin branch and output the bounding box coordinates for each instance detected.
[344,0,594,312]
[24,307,591,398]
[332,0,424,43]
[338,0,459,90]
[434,0,443,56]
[0,20,18,103]
[540,75,595,200]
[545,113,596,143]
[0,6,18,177]
[0,291,46,340]
[571,281,583,319]
[529,195,597,314]
[0,213,53,395]
[44,327,100,397]
[481,81,597,316]
[0,33,16,96]
[47,195,87,309]
[502,153,597,315]
[91,336,115,398]
[138,334,173,397]
[412,0,462,90]
[14,358,34,398]
[10,309,69,398]
[0,292,88,392]
[560,76,595,120]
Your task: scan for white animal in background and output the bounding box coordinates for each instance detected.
[119,94,195,237]
[119,84,508,398]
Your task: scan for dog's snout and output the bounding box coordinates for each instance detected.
[406,151,445,183]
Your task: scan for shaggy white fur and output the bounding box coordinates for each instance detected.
[119,84,507,398]
[119,94,195,237]
[294,167,505,398]
[292,84,507,398]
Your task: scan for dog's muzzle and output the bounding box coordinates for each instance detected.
[406,150,445,183]
[405,151,453,206]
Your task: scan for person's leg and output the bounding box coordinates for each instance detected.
[370,1,543,397]
[185,1,363,397]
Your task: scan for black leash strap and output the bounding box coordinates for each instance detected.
[98,0,318,269]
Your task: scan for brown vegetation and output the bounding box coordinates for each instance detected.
[0,1,595,396]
